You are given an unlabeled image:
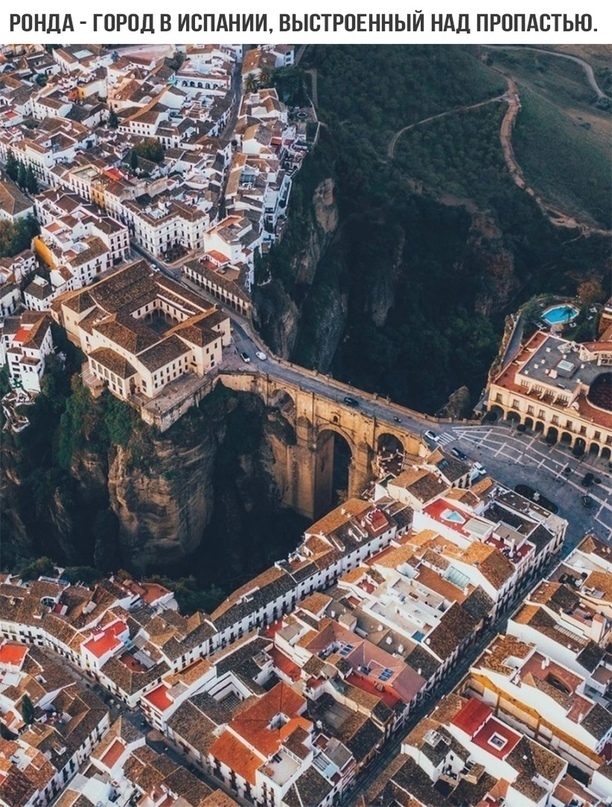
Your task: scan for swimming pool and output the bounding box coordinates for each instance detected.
[541,304,579,325]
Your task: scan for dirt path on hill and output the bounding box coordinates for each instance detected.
[484,45,611,100]
[386,67,611,238]
[387,93,507,159]
[496,72,612,237]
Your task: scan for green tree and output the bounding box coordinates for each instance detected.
[0,722,15,740]
[21,694,35,726]
[108,108,119,129]
[25,166,38,194]
[17,163,27,190]
[167,51,185,71]
[133,139,165,164]
[19,556,55,581]
[244,73,259,94]
[6,150,19,182]
[130,150,139,172]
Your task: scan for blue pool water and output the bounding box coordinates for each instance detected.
[542,304,579,325]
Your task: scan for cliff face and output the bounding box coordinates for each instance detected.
[1,385,301,578]
[466,212,519,317]
[253,172,340,359]
[107,435,217,573]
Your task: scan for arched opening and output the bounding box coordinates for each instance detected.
[547,426,559,443]
[573,437,586,457]
[524,417,534,431]
[601,446,611,461]
[268,388,296,418]
[560,432,573,446]
[314,428,353,518]
[506,410,520,424]
[588,443,600,458]
[534,421,545,433]
[376,433,405,478]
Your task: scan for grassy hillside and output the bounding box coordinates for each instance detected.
[487,47,611,228]
[263,46,610,414]
[314,45,506,152]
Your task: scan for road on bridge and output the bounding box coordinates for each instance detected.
[132,244,611,546]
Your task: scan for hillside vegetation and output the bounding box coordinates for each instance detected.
[258,45,610,414]
[487,47,611,228]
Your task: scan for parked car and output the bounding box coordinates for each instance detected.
[473,462,487,475]
[343,396,359,407]
[581,495,594,508]
[255,351,267,361]
[424,430,440,443]
[451,447,468,461]
[240,351,251,363]
[393,416,402,423]
[582,473,594,487]
[562,465,572,475]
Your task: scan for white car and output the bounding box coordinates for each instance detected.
[473,462,486,475]
[255,351,267,361]
[424,430,440,443]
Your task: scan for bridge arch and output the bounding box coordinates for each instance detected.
[313,425,355,519]
[268,387,296,417]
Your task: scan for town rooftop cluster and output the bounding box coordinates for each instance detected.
[3,445,610,806]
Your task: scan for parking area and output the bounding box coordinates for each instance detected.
[448,423,612,545]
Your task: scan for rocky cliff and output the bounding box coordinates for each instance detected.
[0,383,302,581]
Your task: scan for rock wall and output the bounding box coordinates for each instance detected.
[0,386,299,576]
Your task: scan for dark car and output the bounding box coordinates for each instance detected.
[343,396,359,407]
[451,447,468,461]
[514,484,559,514]
[582,473,594,487]
[581,495,594,508]
[393,416,402,423]
[562,466,572,475]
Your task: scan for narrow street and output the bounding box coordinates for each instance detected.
[347,541,576,805]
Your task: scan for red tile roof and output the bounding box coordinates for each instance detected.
[269,648,301,682]
[209,731,262,786]
[83,619,127,659]
[100,738,126,769]
[230,682,307,758]
[0,644,27,668]
[143,684,174,713]
[451,697,493,737]
[472,714,521,760]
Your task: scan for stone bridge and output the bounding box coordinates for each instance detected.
[219,371,426,520]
